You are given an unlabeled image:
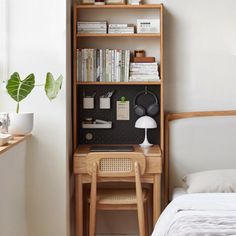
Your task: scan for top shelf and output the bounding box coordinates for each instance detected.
[76,4,163,9]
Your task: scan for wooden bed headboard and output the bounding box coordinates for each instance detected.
[164,110,236,203]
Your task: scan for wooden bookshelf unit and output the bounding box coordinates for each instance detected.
[73,3,164,151]
[72,3,164,235]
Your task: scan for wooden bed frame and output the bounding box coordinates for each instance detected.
[164,110,236,205]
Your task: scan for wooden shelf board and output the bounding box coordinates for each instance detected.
[0,134,31,155]
[77,33,160,38]
[76,34,161,38]
[76,4,162,9]
[76,81,161,85]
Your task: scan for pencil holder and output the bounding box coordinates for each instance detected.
[100,97,111,109]
[83,97,94,109]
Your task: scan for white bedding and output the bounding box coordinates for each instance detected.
[152,193,236,236]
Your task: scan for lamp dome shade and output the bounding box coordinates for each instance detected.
[135,115,157,129]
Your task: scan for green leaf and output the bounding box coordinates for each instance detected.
[6,72,35,113]
[44,73,63,101]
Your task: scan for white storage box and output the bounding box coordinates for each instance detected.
[137,19,160,34]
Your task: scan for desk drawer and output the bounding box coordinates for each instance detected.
[74,156,162,174]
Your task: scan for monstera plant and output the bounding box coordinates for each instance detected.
[6,72,63,113]
[5,72,63,135]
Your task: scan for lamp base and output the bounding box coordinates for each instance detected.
[139,128,153,148]
[139,141,153,148]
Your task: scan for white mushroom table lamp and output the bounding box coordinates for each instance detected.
[135,115,157,148]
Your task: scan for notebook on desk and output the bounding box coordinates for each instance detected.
[90,145,134,152]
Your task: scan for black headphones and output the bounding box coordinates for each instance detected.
[133,90,159,117]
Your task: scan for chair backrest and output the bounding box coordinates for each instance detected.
[87,152,147,236]
[86,152,146,177]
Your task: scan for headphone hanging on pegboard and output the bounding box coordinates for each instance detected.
[133,89,159,117]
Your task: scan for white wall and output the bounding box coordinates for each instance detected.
[162,0,236,111]
[0,0,70,236]
[0,143,28,236]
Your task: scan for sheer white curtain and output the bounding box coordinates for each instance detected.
[0,0,8,82]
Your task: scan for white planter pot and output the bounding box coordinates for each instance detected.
[8,113,34,135]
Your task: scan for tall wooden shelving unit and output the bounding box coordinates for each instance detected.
[72,3,164,153]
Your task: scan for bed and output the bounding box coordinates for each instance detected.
[152,110,236,236]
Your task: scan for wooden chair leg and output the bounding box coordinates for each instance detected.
[135,162,145,236]
[89,163,97,236]
[144,201,149,236]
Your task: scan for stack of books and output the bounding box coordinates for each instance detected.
[77,48,130,82]
[129,62,160,81]
[108,24,135,34]
[77,21,107,34]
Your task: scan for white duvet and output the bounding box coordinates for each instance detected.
[152,193,236,236]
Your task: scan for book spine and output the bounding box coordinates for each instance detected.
[96,49,100,82]
[118,50,122,82]
[120,50,125,82]
[102,49,106,81]
[93,49,97,81]
[82,49,87,82]
[87,49,91,82]
[114,50,118,82]
[108,24,129,28]
[77,49,82,82]
[105,49,109,82]
[99,49,103,82]
[130,62,158,66]
[111,50,115,82]
[125,50,130,82]
[108,50,112,82]
[77,25,107,29]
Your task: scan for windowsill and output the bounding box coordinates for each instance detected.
[0,134,32,155]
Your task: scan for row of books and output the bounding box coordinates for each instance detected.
[129,62,160,81]
[77,22,135,34]
[77,48,130,82]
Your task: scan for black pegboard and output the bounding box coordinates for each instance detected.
[77,85,160,145]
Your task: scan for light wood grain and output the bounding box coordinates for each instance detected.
[153,174,161,225]
[75,175,83,236]
[77,33,161,38]
[74,144,161,157]
[0,135,31,156]
[73,3,78,151]
[76,4,163,9]
[77,81,162,85]
[89,163,97,236]
[135,162,146,236]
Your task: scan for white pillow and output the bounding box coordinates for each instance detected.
[182,169,236,193]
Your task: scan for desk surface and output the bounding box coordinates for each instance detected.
[74,144,161,157]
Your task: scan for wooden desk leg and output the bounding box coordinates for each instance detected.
[75,175,83,236]
[153,174,161,226]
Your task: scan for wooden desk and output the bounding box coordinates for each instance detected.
[73,144,162,236]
